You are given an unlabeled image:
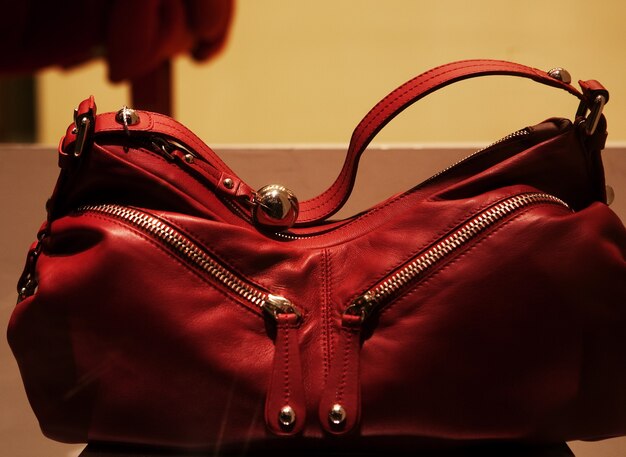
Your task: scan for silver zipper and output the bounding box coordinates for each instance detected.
[272,129,531,240]
[345,192,569,321]
[421,128,530,187]
[77,204,300,320]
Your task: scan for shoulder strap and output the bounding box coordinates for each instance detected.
[295,59,606,225]
[61,60,607,227]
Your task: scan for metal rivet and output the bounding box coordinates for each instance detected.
[184,153,194,164]
[606,185,615,206]
[223,178,234,189]
[547,67,572,84]
[278,405,296,429]
[115,106,140,126]
[328,403,346,427]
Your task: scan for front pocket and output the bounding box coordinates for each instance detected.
[319,192,571,435]
[76,204,307,436]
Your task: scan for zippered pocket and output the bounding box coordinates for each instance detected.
[319,192,571,435]
[78,205,294,317]
[76,204,307,436]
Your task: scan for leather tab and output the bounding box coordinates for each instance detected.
[579,79,609,104]
[76,96,97,119]
[319,313,362,435]
[265,313,306,436]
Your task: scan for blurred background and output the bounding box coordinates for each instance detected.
[1,1,625,456]
[1,0,625,146]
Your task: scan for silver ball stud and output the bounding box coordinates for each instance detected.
[253,184,299,231]
[278,405,296,429]
[547,67,572,84]
[328,403,347,427]
[115,106,140,126]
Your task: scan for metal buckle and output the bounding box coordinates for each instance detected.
[73,116,92,157]
[577,94,606,136]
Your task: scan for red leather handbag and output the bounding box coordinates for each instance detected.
[8,60,626,453]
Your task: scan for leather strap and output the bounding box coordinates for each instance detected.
[62,60,607,227]
[296,59,604,225]
[61,102,257,202]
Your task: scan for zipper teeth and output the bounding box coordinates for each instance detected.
[421,128,530,187]
[78,204,268,309]
[369,192,569,304]
[274,129,531,241]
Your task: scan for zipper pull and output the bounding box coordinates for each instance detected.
[319,296,372,435]
[262,295,307,436]
[344,292,378,321]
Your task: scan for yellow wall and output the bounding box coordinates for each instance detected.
[37,0,626,145]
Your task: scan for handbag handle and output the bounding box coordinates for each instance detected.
[62,60,607,228]
[295,59,608,225]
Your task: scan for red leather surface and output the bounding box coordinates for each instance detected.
[7,60,626,452]
[265,313,307,436]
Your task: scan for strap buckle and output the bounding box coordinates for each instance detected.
[71,96,97,157]
[577,94,606,136]
[73,114,92,157]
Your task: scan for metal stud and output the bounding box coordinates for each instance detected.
[547,67,572,84]
[328,403,347,427]
[223,178,235,189]
[253,184,299,231]
[184,153,195,164]
[278,405,296,429]
[115,106,141,127]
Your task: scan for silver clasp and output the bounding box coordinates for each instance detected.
[577,94,607,136]
[262,294,302,322]
[73,116,92,157]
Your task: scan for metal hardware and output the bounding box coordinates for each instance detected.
[547,67,606,135]
[150,137,176,160]
[349,193,571,322]
[148,136,198,162]
[16,235,44,303]
[115,106,140,136]
[253,184,299,232]
[73,116,91,157]
[262,294,302,321]
[17,277,38,304]
[278,406,296,428]
[606,185,615,206]
[420,128,530,191]
[77,205,299,320]
[223,178,235,189]
[547,67,572,84]
[583,94,606,136]
[345,292,377,322]
[328,404,347,427]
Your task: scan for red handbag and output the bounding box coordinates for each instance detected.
[8,60,626,453]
